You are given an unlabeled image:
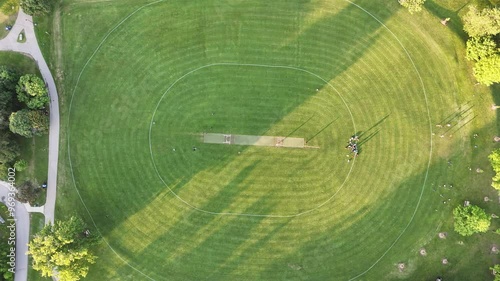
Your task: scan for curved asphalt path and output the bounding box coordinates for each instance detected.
[0,181,29,281]
[0,9,60,281]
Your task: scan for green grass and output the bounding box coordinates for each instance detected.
[0,0,18,40]
[50,0,500,280]
[0,51,40,75]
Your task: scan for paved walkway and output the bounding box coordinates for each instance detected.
[0,9,60,281]
[0,181,29,281]
[0,10,59,224]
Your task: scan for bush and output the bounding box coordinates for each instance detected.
[13,159,27,172]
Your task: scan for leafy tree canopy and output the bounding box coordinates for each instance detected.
[466,36,499,62]
[0,66,19,127]
[19,0,49,16]
[453,204,491,236]
[16,74,49,110]
[28,217,98,281]
[463,6,500,37]
[0,132,20,165]
[489,148,500,192]
[491,264,500,281]
[473,54,500,86]
[0,238,14,280]
[9,109,49,138]
[398,0,426,14]
[13,159,27,172]
[0,66,18,93]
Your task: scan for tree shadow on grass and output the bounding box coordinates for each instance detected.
[276,0,396,81]
[424,0,469,41]
[258,159,450,281]
[88,0,398,230]
[77,1,401,274]
[111,193,281,281]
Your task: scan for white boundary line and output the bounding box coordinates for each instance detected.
[148,62,357,218]
[67,1,165,280]
[63,1,433,280]
[345,1,432,280]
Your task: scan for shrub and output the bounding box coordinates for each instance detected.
[13,159,27,172]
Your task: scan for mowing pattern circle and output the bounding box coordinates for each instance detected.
[149,63,356,216]
[67,1,431,280]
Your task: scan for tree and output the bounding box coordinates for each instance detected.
[466,36,499,62]
[473,54,500,86]
[453,204,491,236]
[19,0,49,16]
[491,264,500,281]
[0,164,7,180]
[15,181,41,204]
[0,132,20,165]
[463,6,500,37]
[28,217,98,281]
[0,66,18,93]
[0,241,14,280]
[398,0,426,14]
[0,66,19,130]
[16,74,49,110]
[9,109,49,138]
[489,148,500,193]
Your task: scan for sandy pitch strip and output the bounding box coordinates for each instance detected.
[203,133,307,148]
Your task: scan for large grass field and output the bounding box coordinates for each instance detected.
[40,0,500,280]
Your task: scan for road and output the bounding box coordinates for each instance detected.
[0,9,60,281]
[0,181,29,281]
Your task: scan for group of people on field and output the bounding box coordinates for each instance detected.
[345,135,359,157]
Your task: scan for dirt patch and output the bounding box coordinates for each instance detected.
[491,245,499,254]
[397,263,405,272]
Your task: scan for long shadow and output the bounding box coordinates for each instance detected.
[91,161,261,280]
[359,114,390,137]
[77,1,443,279]
[113,194,279,281]
[259,158,453,280]
[424,0,469,40]
[285,114,314,138]
[79,0,399,235]
[354,114,389,151]
[277,0,396,81]
[437,102,473,125]
[357,130,379,146]
[210,220,291,279]
[70,8,404,281]
[307,118,338,142]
